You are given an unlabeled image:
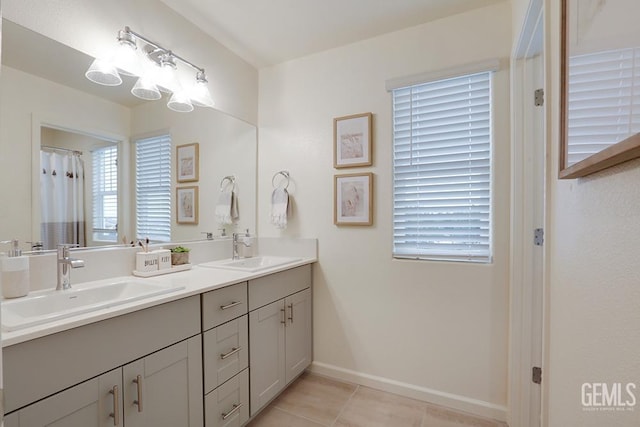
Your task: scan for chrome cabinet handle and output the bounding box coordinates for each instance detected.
[288,303,294,323]
[133,375,143,412]
[221,403,242,420]
[280,308,286,324]
[109,385,120,426]
[220,301,241,310]
[220,347,241,360]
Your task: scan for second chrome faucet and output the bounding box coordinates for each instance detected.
[56,245,85,290]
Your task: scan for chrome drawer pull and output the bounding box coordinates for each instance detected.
[109,385,120,425]
[133,375,143,412]
[221,403,242,420]
[220,347,241,360]
[220,301,242,310]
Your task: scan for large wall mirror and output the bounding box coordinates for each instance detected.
[560,0,640,179]
[0,19,257,250]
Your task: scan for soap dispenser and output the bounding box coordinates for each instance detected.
[1,239,30,298]
[241,229,254,258]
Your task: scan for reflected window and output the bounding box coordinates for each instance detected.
[92,146,118,242]
[135,134,172,242]
[566,47,640,165]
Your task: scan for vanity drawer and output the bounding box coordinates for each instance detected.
[205,369,249,427]
[203,315,248,393]
[202,282,247,331]
[248,265,311,310]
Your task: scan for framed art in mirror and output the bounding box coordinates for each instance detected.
[177,186,199,224]
[176,143,199,182]
[560,0,640,179]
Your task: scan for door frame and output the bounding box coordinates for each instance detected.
[509,0,546,425]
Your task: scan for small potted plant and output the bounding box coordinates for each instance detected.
[171,246,191,265]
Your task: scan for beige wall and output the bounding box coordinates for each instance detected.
[2,0,258,124]
[546,1,640,426]
[257,3,511,419]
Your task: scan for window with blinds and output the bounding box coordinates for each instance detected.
[135,134,172,242]
[566,47,640,166]
[92,145,118,242]
[392,71,492,262]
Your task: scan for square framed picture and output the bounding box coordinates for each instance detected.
[334,173,373,226]
[176,143,199,182]
[333,112,372,168]
[176,186,199,224]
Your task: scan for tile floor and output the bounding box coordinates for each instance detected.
[247,372,508,427]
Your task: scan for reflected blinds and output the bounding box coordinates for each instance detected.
[566,47,640,165]
[392,71,492,262]
[135,134,172,242]
[92,146,118,242]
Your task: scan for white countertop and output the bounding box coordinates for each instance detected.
[2,257,316,347]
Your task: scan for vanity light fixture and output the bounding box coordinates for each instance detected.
[85,26,215,112]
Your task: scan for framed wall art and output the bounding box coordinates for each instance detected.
[334,172,373,226]
[333,112,372,168]
[176,143,199,182]
[176,186,199,224]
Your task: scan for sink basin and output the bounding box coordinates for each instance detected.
[2,278,184,331]
[199,256,302,272]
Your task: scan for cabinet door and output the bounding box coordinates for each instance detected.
[124,335,203,427]
[249,299,286,416]
[9,368,122,427]
[285,288,312,384]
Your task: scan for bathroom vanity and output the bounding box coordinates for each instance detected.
[2,261,313,427]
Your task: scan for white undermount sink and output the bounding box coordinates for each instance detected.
[1,278,184,332]
[199,256,302,272]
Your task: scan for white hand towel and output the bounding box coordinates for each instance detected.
[215,189,233,225]
[270,187,289,229]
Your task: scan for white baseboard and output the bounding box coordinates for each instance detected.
[309,361,507,422]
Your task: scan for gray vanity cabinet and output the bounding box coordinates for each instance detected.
[3,368,122,427]
[248,266,312,416]
[3,296,203,427]
[4,337,203,427]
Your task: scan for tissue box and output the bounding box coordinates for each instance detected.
[136,252,158,272]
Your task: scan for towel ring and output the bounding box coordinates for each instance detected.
[220,175,236,191]
[272,171,290,189]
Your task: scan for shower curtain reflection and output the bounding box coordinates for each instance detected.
[40,149,86,249]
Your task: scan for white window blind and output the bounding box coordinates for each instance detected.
[92,145,118,242]
[135,134,171,242]
[566,47,640,166]
[392,71,492,262]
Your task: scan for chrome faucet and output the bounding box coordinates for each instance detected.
[232,231,251,260]
[57,245,85,290]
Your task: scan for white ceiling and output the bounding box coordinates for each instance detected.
[159,0,506,68]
